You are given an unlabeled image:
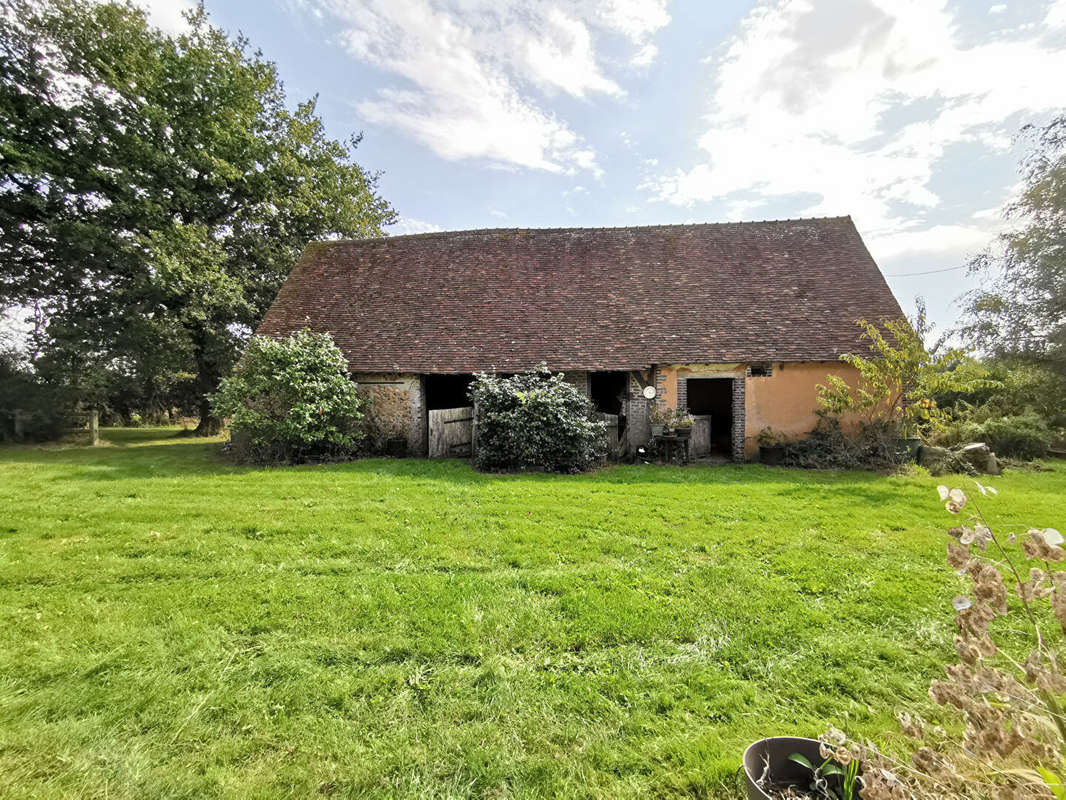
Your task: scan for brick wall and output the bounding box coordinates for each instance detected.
[626,370,653,450]
[731,377,746,462]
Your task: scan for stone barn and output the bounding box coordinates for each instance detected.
[255,217,904,461]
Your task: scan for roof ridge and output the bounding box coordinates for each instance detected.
[322,216,855,246]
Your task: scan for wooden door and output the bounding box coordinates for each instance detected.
[596,413,619,458]
[690,415,711,457]
[428,406,474,458]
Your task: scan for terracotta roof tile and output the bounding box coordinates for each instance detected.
[256,217,904,372]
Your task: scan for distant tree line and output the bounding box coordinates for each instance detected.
[0,0,394,438]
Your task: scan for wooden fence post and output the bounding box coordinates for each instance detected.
[13,409,25,441]
[89,409,99,446]
[471,399,478,460]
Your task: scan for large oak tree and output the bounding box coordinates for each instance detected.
[0,0,395,432]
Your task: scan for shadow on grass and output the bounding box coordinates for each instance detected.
[0,427,922,499]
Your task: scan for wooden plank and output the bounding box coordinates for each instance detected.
[690,415,711,458]
[428,406,474,458]
[595,412,619,458]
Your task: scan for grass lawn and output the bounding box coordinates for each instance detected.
[1,428,1063,799]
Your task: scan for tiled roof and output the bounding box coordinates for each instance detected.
[256,217,905,373]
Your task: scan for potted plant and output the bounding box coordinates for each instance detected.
[897,398,933,461]
[757,428,789,465]
[649,405,671,437]
[743,734,861,800]
[672,410,694,439]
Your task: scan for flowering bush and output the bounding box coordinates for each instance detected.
[470,367,606,473]
[211,329,363,463]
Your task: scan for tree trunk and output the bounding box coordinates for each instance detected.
[193,395,223,436]
[190,330,224,436]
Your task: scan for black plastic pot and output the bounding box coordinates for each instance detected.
[897,437,922,462]
[743,736,824,800]
[759,444,785,465]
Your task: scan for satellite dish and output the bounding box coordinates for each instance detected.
[642,385,657,400]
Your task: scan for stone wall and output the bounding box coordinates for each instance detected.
[352,373,425,456]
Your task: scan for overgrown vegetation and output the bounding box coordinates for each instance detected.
[780,416,908,471]
[469,367,607,473]
[776,307,992,471]
[927,412,1053,461]
[211,330,363,463]
[817,307,991,438]
[0,429,1061,798]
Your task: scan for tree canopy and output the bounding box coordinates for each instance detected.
[960,115,1066,378]
[0,0,395,431]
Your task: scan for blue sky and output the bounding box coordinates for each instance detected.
[141,0,1066,334]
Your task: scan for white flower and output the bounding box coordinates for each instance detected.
[937,485,951,501]
[952,595,973,611]
[1044,528,1064,546]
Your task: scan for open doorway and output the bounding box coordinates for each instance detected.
[423,374,475,458]
[589,371,628,439]
[686,378,733,456]
[424,373,474,411]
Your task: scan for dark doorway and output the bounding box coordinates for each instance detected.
[589,371,628,437]
[424,373,475,411]
[686,378,733,455]
[589,371,628,415]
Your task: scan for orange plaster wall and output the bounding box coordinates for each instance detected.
[743,361,861,457]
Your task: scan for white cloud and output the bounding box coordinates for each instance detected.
[1048,0,1066,26]
[132,0,195,34]
[869,223,1001,261]
[300,1,671,174]
[988,4,1007,14]
[388,217,443,236]
[647,0,1066,261]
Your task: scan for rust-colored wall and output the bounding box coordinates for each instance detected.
[743,361,860,457]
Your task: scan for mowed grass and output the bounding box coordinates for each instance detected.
[0,429,1063,799]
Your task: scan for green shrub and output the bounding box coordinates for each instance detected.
[470,367,606,473]
[211,329,363,463]
[929,412,1051,460]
